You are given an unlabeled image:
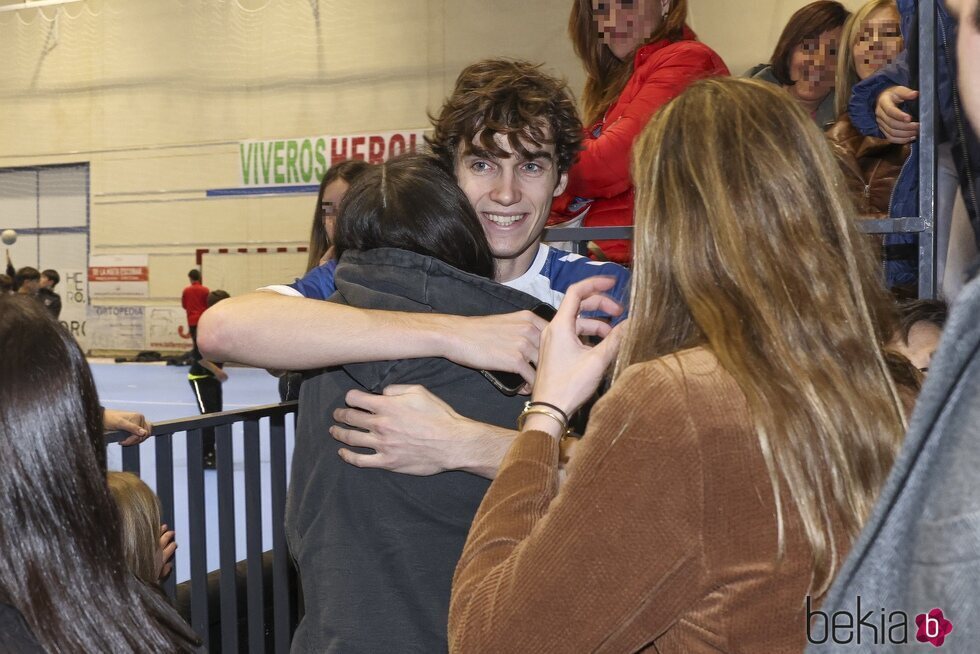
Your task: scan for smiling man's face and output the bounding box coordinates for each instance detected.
[454,131,568,283]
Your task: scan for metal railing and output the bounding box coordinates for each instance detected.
[858,0,938,299]
[106,401,298,653]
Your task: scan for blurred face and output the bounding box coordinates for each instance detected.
[852,5,903,80]
[455,131,568,282]
[787,27,843,104]
[593,0,663,60]
[320,179,349,243]
[18,278,39,294]
[40,274,54,289]
[947,0,980,130]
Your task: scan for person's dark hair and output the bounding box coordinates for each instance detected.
[974,0,980,31]
[14,266,40,291]
[187,268,201,282]
[307,159,373,271]
[0,295,201,652]
[333,154,495,278]
[770,1,850,86]
[0,274,11,293]
[895,298,948,345]
[41,268,60,287]
[207,289,230,307]
[427,59,582,177]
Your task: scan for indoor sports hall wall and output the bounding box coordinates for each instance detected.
[0,0,863,352]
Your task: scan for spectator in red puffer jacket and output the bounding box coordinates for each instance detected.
[549,0,729,264]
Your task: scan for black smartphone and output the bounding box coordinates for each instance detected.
[480,303,557,396]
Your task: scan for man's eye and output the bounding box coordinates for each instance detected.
[522,162,543,174]
[471,161,492,173]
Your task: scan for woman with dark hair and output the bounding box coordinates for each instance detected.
[449,78,908,651]
[0,295,200,652]
[285,154,546,653]
[750,0,850,128]
[548,0,729,264]
[305,158,372,273]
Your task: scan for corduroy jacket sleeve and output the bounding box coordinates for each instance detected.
[448,361,705,653]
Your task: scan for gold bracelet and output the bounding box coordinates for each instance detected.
[517,405,569,436]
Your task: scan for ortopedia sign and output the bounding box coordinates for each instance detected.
[238,130,427,187]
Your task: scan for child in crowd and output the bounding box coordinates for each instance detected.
[107,471,177,587]
[890,298,949,371]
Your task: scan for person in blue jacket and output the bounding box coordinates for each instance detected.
[848,0,980,295]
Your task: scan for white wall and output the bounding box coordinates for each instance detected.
[0,0,864,349]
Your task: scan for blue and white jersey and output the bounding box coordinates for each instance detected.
[504,245,630,323]
[264,246,630,323]
[262,259,338,300]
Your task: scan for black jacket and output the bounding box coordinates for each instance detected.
[37,287,61,319]
[285,248,543,654]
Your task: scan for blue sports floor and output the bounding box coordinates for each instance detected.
[92,360,294,583]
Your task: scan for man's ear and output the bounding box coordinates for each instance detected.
[553,171,569,197]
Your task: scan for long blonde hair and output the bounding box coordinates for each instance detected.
[623,77,906,596]
[569,0,688,125]
[834,0,900,118]
[107,471,163,587]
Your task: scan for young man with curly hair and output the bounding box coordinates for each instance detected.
[202,60,629,653]
[201,60,629,481]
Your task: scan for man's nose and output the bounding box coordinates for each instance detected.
[490,169,521,206]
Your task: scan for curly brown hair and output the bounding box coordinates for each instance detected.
[427,59,582,176]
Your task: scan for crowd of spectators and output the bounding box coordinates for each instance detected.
[3,0,980,650]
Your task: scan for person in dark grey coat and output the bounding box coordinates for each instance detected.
[811,2,980,649]
[285,155,547,653]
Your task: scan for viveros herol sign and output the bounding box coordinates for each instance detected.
[238,130,427,187]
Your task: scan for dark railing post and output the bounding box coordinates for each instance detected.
[216,423,239,652]
[155,434,177,601]
[269,413,292,654]
[121,440,141,475]
[186,428,210,646]
[243,418,266,654]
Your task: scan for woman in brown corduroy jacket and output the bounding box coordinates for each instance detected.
[449,78,909,653]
